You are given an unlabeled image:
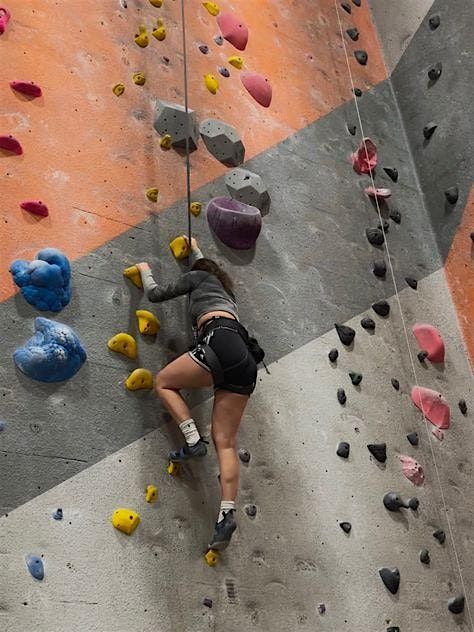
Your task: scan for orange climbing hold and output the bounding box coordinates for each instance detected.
[411,386,450,429]
[412,323,445,363]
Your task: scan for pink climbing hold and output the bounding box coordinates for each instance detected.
[411,386,450,429]
[0,6,11,35]
[240,72,272,108]
[10,81,42,98]
[351,138,377,174]
[432,427,444,441]
[399,455,425,486]
[20,201,49,217]
[365,186,391,199]
[0,135,22,155]
[217,12,248,51]
[412,323,445,363]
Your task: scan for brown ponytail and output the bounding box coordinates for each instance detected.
[191,258,235,299]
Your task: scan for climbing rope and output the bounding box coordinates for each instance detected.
[334,3,473,627]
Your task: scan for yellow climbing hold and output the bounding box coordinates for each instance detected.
[152,26,166,41]
[107,333,137,359]
[149,0,163,6]
[146,485,158,503]
[134,25,149,48]
[136,310,160,335]
[204,73,219,95]
[169,236,190,260]
[123,265,143,289]
[204,549,219,566]
[132,72,146,86]
[146,187,159,202]
[228,56,244,70]
[167,461,181,476]
[156,17,164,27]
[112,508,140,535]
[113,83,125,96]
[125,368,153,391]
[160,134,172,150]
[189,202,202,217]
[202,1,220,16]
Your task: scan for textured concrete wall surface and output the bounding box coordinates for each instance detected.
[1,1,473,631]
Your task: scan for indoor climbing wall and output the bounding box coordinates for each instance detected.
[0,1,473,631]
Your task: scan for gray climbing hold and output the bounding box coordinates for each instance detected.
[428,62,442,81]
[238,448,251,463]
[423,122,437,139]
[154,100,199,150]
[214,34,224,45]
[458,399,467,415]
[405,277,418,290]
[203,597,213,608]
[318,603,326,615]
[448,596,465,614]
[433,528,446,544]
[353,87,362,97]
[337,441,350,458]
[329,348,339,363]
[379,567,400,594]
[418,350,429,363]
[361,317,375,331]
[218,66,230,78]
[366,228,384,246]
[245,504,257,517]
[408,497,419,511]
[445,187,459,204]
[383,167,398,182]
[199,44,209,54]
[352,0,361,6]
[367,443,386,463]
[341,2,351,13]
[354,50,368,65]
[52,508,63,521]
[429,14,440,30]
[373,260,387,277]
[200,119,245,167]
[25,554,44,580]
[347,123,356,135]
[335,324,355,346]
[419,548,430,564]
[383,491,409,512]
[372,300,390,317]
[225,168,270,215]
[346,28,359,41]
[337,388,347,405]
[407,432,419,446]
[389,209,401,224]
[349,372,362,386]
[391,378,400,391]
[339,521,352,533]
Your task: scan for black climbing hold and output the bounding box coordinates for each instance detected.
[405,277,418,290]
[378,567,400,595]
[428,62,442,81]
[162,56,170,64]
[366,227,384,246]
[377,219,390,233]
[203,597,213,608]
[218,67,230,78]
[214,35,224,45]
[383,491,408,512]
[429,14,440,30]
[198,44,209,54]
[353,87,362,97]
[389,209,401,224]
[406,431,419,446]
[444,186,459,204]
[470,232,474,242]
[318,603,326,615]
[352,0,361,6]
[349,372,362,386]
[408,497,419,511]
[387,628,400,632]
[335,323,355,346]
[448,596,465,614]
[245,504,257,517]
[383,167,398,182]
[433,528,446,544]
[339,521,352,533]
[52,508,63,521]
[329,348,339,362]
[346,27,359,41]
[361,317,375,331]
[391,378,400,391]
[373,260,387,277]
[238,448,251,463]
[372,300,390,317]
[417,350,429,363]
[458,399,467,415]
[367,443,387,463]
[354,50,368,65]
[419,548,430,564]
[347,123,357,135]
[341,2,351,13]
[337,441,350,458]
[337,388,347,405]
[423,122,437,139]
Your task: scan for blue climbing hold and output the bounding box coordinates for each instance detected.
[25,554,44,580]
[218,66,230,77]
[52,508,63,520]
[10,248,71,312]
[14,317,87,382]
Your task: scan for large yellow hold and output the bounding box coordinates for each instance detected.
[134,25,149,48]
[136,310,160,335]
[202,2,220,16]
[146,485,158,503]
[112,508,140,535]
[204,73,219,95]
[108,333,137,359]
[123,265,143,288]
[228,56,244,70]
[169,236,190,260]
[152,26,166,41]
[125,368,153,391]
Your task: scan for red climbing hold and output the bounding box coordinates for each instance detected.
[411,386,450,429]
[241,72,272,108]
[20,200,49,217]
[0,6,11,35]
[351,138,377,174]
[365,186,391,199]
[399,455,425,486]
[0,135,22,154]
[412,323,445,363]
[10,81,42,98]
[217,13,248,50]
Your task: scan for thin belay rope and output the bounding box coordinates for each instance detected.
[180,0,193,267]
[334,2,473,627]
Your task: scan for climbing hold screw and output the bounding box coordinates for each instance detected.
[423,122,437,139]
[318,603,326,615]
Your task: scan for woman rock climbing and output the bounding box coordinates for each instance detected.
[135,237,261,550]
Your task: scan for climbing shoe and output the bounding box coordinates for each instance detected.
[209,510,237,550]
[169,439,208,463]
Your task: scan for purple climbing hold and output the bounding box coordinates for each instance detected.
[458,399,467,415]
[405,277,418,290]
[423,122,437,139]
[389,209,401,224]
[25,554,44,580]
[445,187,459,204]
[339,521,352,533]
[366,228,384,246]
[429,14,440,30]
[328,348,339,363]
[383,491,408,512]
[218,67,230,78]
[373,260,386,277]
[203,597,213,608]
[420,548,430,564]
[367,443,386,463]
[428,62,442,81]
[383,167,398,182]
[433,528,445,544]
[349,372,362,386]
[347,123,356,135]
[354,50,368,65]
[52,508,63,520]
[361,317,375,331]
[337,441,350,458]
[448,596,465,614]
[372,300,390,317]
[238,448,251,463]
[337,388,347,405]
[379,567,400,594]
[341,2,351,14]
[391,378,400,391]
[335,323,355,346]
[206,197,262,250]
[346,27,359,41]
[198,44,209,54]
[407,431,419,446]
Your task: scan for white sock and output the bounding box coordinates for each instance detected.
[179,419,200,446]
[217,500,235,523]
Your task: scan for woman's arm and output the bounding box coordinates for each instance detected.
[136,262,194,303]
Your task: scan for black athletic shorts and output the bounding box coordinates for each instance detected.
[189,317,257,395]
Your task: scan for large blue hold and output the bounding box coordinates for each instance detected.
[14,317,87,383]
[10,248,72,312]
